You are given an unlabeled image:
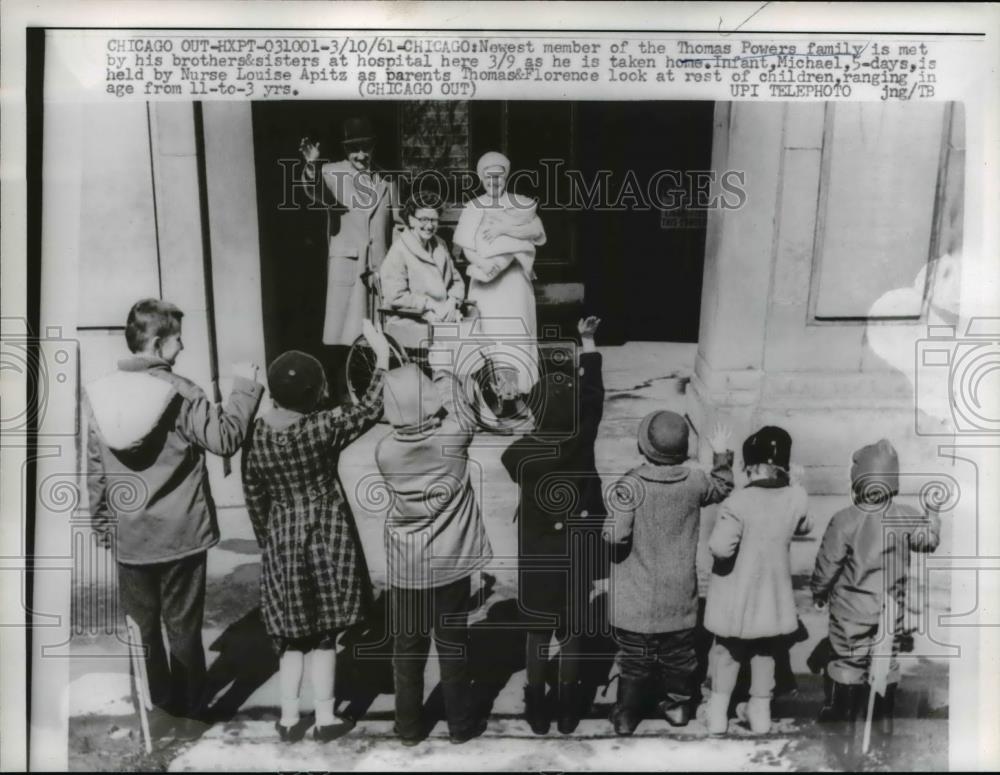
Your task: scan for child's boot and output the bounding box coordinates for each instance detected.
[705,689,731,735]
[609,678,645,736]
[556,681,582,735]
[871,682,897,756]
[523,684,550,735]
[744,696,772,734]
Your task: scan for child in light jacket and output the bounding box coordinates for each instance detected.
[811,438,941,758]
[85,299,263,740]
[603,412,734,735]
[703,426,811,735]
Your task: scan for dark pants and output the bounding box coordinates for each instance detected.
[118,552,208,719]
[614,626,698,704]
[390,576,475,739]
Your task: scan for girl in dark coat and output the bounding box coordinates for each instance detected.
[501,316,606,735]
[242,321,390,744]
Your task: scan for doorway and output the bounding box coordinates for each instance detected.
[250,101,400,366]
[577,101,715,344]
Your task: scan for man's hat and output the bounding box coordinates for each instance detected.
[342,117,375,144]
[742,426,792,470]
[267,350,326,413]
[637,410,689,464]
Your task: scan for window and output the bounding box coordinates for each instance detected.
[809,102,959,321]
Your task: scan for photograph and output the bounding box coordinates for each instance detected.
[3,5,999,773]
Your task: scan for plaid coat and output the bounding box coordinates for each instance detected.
[242,371,385,640]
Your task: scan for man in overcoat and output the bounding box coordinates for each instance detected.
[300,116,399,396]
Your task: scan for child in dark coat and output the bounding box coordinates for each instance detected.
[703,426,811,735]
[501,316,606,735]
[811,438,942,757]
[85,299,263,739]
[241,321,390,744]
[603,411,734,735]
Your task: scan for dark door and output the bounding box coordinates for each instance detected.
[577,101,714,343]
[250,101,400,365]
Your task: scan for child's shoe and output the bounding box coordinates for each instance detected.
[523,684,551,735]
[313,719,355,743]
[275,716,312,743]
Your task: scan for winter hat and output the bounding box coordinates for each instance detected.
[743,426,792,470]
[638,410,689,465]
[268,350,327,413]
[383,364,443,429]
[850,438,900,502]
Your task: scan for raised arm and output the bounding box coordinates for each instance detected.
[701,422,735,505]
[177,368,264,457]
[577,316,605,446]
[323,321,390,448]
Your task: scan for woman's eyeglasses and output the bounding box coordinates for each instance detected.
[413,217,439,226]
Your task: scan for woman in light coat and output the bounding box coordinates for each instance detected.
[379,193,465,351]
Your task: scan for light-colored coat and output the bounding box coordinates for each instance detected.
[379,230,465,349]
[374,372,493,590]
[704,482,811,639]
[309,160,397,346]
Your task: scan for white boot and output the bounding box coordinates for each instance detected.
[746,697,771,734]
[706,690,730,735]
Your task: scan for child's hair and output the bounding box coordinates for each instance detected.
[745,462,789,483]
[125,299,184,353]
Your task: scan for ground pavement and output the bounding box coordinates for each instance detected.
[67,343,950,771]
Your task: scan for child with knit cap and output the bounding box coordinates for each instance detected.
[811,438,942,760]
[703,426,812,735]
[603,411,734,735]
[241,321,391,743]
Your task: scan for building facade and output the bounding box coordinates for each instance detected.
[49,99,965,501]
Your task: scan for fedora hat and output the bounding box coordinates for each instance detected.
[341,116,375,144]
[638,410,689,464]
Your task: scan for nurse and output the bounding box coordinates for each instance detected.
[453,151,547,412]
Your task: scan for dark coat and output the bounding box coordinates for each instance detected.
[501,351,606,621]
[241,372,384,640]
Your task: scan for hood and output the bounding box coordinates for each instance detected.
[384,364,443,429]
[85,371,178,451]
